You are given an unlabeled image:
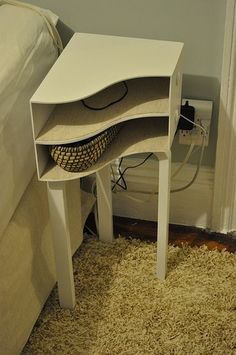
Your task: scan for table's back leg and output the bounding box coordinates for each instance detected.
[47,180,82,309]
[155,151,171,280]
[96,165,114,242]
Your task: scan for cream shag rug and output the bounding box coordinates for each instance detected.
[23,236,236,355]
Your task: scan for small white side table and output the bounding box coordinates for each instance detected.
[30,33,183,309]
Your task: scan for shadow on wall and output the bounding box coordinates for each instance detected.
[56,20,74,47]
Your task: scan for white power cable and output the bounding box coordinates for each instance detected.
[90,112,207,232]
[90,116,207,234]
[110,113,207,199]
[173,149,205,191]
[170,113,206,193]
[171,142,195,179]
[180,113,207,136]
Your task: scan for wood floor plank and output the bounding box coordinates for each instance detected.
[85,214,236,252]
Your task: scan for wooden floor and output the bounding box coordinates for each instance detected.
[86,214,236,253]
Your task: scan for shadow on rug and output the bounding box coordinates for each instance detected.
[22,235,236,354]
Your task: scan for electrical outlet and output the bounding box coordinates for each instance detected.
[179,99,213,146]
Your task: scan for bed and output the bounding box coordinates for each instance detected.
[0,3,85,354]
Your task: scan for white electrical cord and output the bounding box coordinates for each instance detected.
[109,142,195,203]
[112,141,196,198]
[168,114,206,193]
[110,113,207,199]
[1,0,63,53]
[171,142,195,179]
[89,116,207,235]
[89,113,207,233]
[180,114,207,136]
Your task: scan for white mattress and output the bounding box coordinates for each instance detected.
[0,4,58,236]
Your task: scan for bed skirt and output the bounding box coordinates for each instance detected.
[0,176,93,354]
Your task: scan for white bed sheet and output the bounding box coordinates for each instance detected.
[0,4,58,236]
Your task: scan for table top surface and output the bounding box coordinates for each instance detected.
[31,32,183,104]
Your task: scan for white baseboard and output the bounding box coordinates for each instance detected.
[112,157,214,229]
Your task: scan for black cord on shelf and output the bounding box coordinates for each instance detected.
[82,81,128,111]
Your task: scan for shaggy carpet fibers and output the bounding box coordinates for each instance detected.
[23,236,236,355]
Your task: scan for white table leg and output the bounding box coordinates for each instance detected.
[155,151,171,280]
[96,165,113,242]
[47,180,82,309]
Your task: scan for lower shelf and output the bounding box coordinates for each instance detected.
[38,117,169,182]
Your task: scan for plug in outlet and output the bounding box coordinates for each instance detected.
[179,99,213,146]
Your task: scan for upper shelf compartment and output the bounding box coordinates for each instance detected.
[30,33,183,104]
[36,77,170,144]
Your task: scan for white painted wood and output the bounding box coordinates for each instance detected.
[70,189,96,255]
[36,78,170,144]
[36,77,169,144]
[30,103,55,178]
[45,184,94,307]
[40,117,168,182]
[96,165,114,242]
[35,144,50,179]
[30,103,55,139]
[65,179,83,254]
[31,34,183,185]
[30,33,183,307]
[212,0,236,233]
[31,33,183,104]
[47,181,77,309]
[155,152,171,280]
[111,159,214,229]
[81,190,96,229]
[168,59,183,145]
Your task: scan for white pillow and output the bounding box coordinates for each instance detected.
[0,3,60,127]
[41,8,59,26]
[0,1,62,51]
[0,0,59,25]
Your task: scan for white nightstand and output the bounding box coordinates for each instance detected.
[30,33,183,309]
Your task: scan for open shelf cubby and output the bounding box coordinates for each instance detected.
[35,77,170,144]
[31,76,176,182]
[36,116,168,181]
[30,32,183,182]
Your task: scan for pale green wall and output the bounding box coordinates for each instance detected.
[25,0,226,166]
